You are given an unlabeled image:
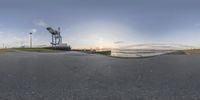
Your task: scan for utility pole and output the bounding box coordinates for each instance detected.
[29,32,32,48]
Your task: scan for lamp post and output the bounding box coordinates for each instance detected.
[29,32,32,48]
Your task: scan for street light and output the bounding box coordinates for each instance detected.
[29,32,32,48]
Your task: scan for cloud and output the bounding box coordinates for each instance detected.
[114,41,125,44]
[0,30,50,48]
[31,29,37,33]
[0,32,29,48]
[36,20,48,27]
[120,43,195,50]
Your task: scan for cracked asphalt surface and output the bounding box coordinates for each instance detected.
[0,51,200,100]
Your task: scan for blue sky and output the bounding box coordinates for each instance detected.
[0,0,200,49]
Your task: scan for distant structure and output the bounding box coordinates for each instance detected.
[29,32,32,48]
[46,27,62,47]
[46,27,71,50]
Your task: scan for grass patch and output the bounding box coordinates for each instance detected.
[167,50,186,55]
[0,49,14,53]
[13,48,58,52]
[183,49,200,55]
[168,49,200,55]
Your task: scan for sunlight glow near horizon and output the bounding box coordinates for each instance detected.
[67,20,135,49]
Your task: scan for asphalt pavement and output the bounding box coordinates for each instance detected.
[0,51,200,100]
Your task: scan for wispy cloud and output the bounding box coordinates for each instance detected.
[36,20,48,27]
[0,32,29,48]
[30,28,37,33]
[114,41,125,44]
[120,43,195,50]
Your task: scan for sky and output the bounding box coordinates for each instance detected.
[0,0,200,49]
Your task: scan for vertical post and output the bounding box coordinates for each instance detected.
[30,32,32,48]
[52,34,54,47]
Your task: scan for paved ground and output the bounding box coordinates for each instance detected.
[0,51,200,100]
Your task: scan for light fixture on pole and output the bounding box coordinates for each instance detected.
[29,32,32,48]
